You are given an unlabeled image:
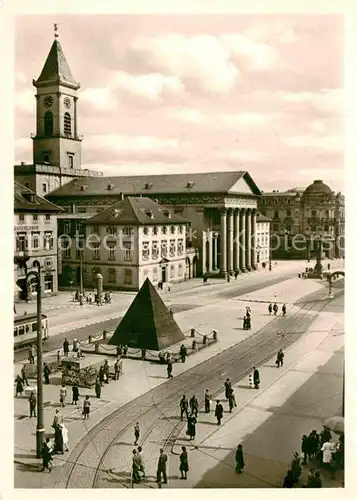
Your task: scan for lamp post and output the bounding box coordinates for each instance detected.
[14,254,44,457]
[75,230,84,306]
[314,234,323,275]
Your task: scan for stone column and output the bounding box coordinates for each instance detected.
[251,209,257,270]
[227,209,234,275]
[246,209,252,271]
[213,233,218,270]
[233,208,240,273]
[207,231,213,273]
[201,231,207,276]
[220,208,227,276]
[239,209,246,272]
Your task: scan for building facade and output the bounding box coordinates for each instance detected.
[58,197,191,291]
[258,181,345,259]
[47,171,262,278]
[14,30,102,197]
[256,213,271,267]
[14,182,63,300]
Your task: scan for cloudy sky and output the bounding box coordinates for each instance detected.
[15,15,344,192]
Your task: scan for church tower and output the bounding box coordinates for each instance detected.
[32,24,82,170]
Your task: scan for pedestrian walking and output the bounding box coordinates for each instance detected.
[103,360,110,384]
[95,377,101,398]
[189,395,198,417]
[235,444,245,473]
[253,367,260,389]
[282,469,294,488]
[15,375,24,397]
[53,423,64,454]
[276,349,284,368]
[52,409,60,429]
[43,363,51,384]
[179,446,189,479]
[273,302,279,316]
[246,315,251,329]
[60,422,69,452]
[29,391,36,417]
[204,389,211,413]
[156,448,168,484]
[134,422,140,445]
[59,384,67,407]
[242,316,247,330]
[282,304,287,316]
[228,391,235,413]
[42,438,53,472]
[215,400,224,425]
[308,430,319,459]
[268,303,273,315]
[167,359,173,379]
[28,346,35,364]
[21,365,28,386]
[72,383,79,405]
[114,359,120,380]
[301,434,309,464]
[180,395,189,420]
[179,344,187,363]
[224,378,232,400]
[83,395,90,419]
[186,414,197,440]
[137,446,145,477]
[321,439,334,467]
[63,338,69,357]
[132,449,141,484]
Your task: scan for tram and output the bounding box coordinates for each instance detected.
[14,312,49,350]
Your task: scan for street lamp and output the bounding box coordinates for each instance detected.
[314,234,323,275]
[14,253,44,458]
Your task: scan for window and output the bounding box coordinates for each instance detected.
[108,268,116,284]
[272,223,279,231]
[76,222,84,234]
[32,233,40,250]
[170,265,175,278]
[45,214,51,221]
[43,153,50,163]
[64,246,71,258]
[42,183,47,194]
[124,268,132,285]
[18,214,24,222]
[16,234,26,252]
[178,264,183,277]
[177,239,184,256]
[108,245,116,260]
[68,154,74,168]
[107,226,116,235]
[161,240,168,258]
[161,226,167,235]
[92,225,100,234]
[325,210,329,217]
[92,244,100,260]
[44,112,53,136]
[152,267,158,283]
[142,242,150,260]
[64,221,71,234]
[324,224,329,232]
[33,214,38,222]
[287,199,291,204]
[153,226,158,236]
[44,274,53,292]
[274,198,278,205]
[273,211,279,219]
[44,232,53,250]
[123,226,133,237]
[178,225,184,234]
[311,224,316,232]
[124,243,132,261]
[170,225,175,235]
[286,209,291,217]
[64,112,71,136]
[311,210,316,217]
[143,226,149,236]
[169,239,176,257]
[152,241,159,259]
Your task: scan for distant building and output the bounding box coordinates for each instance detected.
[256,213,271,267]
[14,182,63,301]
[58,197,191,291]
[14,30,102,196]
[258,180,344,259]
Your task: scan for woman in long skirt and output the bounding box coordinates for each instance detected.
[235,444,245,473]
[179,446,189,479]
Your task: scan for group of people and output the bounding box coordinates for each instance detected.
[41,411,69,472]
[268,302,287,316]
[242,306,252,330]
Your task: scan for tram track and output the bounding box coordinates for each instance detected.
[55,292,338,489]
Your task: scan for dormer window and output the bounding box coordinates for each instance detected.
[186,181,194,188]
[79,185,87,191]
[107,182,115,191]
[145,182,153,190]
[163,209,172,218]
[146,210,154,219]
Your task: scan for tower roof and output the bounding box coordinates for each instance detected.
[109,278,186,351]
[34,39,79,89]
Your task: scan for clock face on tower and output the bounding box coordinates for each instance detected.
[43,96,53,108]
[64,97,72,109]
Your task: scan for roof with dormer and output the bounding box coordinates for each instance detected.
[34,39,79,89]
[84,196,190,226]
[14,181,63,213]
[47,171,262,199]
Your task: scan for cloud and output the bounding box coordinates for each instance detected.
[15,89,35,114]
[284,134,344,153]
[280,88,344,113]
[87,134,181,152]
[113,71,184,100]
[167,108,204,124]
[81,87,113,110]
[244,21,297,44]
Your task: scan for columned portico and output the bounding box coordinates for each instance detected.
[202,231,207,275]
[213,233,218,270]
[227,209,234,274]
[207,230,213,273]
[220,208,227,276]
[251,209,257,270]
[246,209,252,271]
[233,208,240,273]
[239,208,246,272]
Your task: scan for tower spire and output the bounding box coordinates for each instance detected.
[54,23,59,38]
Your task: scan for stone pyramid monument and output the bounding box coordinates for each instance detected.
[109,278,185,350]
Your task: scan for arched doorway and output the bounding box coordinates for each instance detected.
[185,257,191,279]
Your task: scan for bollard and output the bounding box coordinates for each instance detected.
[192,340,197,350]
[103,330,107,340]
[190,328,195,338]
[203,335,207,345]
[95,343,99,354]
[88,335,92,344]
[212,330,217,341]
